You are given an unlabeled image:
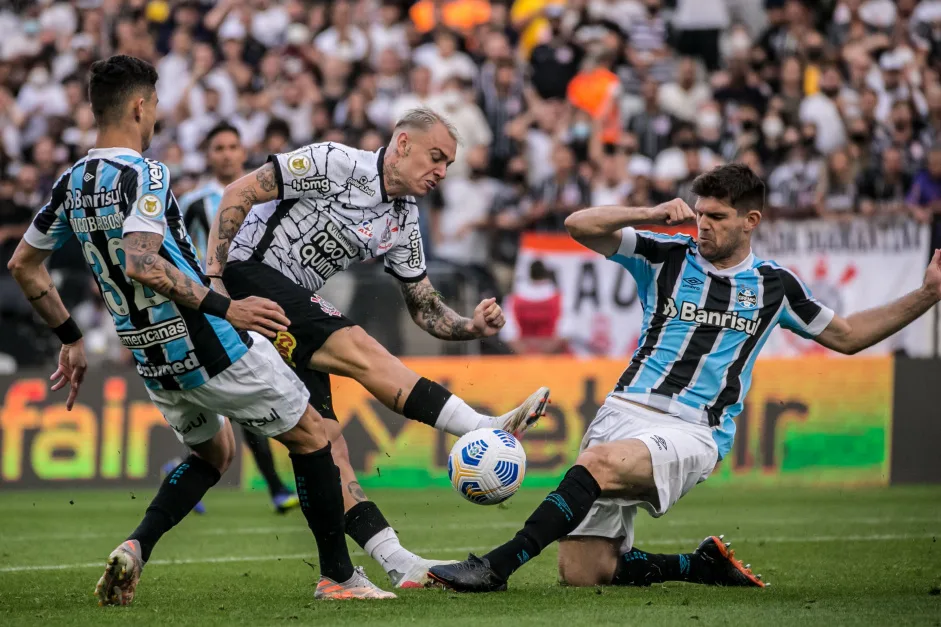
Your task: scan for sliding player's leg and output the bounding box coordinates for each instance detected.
[429,399,719,592]
[96,413,235,606]
[240,426,299,513]
[310,325,549,437]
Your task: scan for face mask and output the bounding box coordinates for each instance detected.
[762,117,784,139]
[821,86,840,98]
[439,90,462,108]
[803,135,817,149]
[741,119,758,132]
[571,122,591,141]
[28,68,49,86]
[806,47,824,62]
[698,110,723,132]
[729,32,752,54]
[850,132,869,144]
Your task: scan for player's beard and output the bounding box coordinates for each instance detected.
[700,230,745,265]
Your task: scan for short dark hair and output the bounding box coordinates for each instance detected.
[205,121,240,146]
[690,163,766,214]
[88,55,158,126]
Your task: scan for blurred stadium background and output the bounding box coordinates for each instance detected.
[0,1,940,623]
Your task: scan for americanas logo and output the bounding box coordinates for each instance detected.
[274,331,297,366]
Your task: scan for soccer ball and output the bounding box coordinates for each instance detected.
[448,429,526,505]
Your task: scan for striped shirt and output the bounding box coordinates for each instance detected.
[179,180,224,264]
[608,228,834,459]
[24,147,249,391]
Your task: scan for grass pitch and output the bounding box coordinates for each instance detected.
[1,485,939,626]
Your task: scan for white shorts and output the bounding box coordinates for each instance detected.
[568,395,719,552]
[147,332,310,446]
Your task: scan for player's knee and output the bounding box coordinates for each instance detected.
[317,326,385,378]
[275,406,330,454]
[575,447,616,492]
[558,547,614,587]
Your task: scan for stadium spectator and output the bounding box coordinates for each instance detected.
[657,57,712,124]
[816,148,860,218]
[908,146,941,251]
[858,146,912,216]
[528,142,591,232]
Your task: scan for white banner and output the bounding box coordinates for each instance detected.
[752,218,933,357]
[503,219,933,358]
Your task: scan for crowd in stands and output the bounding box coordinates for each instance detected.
[1,0,941,368]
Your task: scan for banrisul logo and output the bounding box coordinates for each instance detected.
[663,298,761,336]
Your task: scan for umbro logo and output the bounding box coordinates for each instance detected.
[83,172,95,182]
[683,277,704,288]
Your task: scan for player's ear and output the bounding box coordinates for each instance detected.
[744,209,762,232]
[132,97,144,123]
[396,131,409,154]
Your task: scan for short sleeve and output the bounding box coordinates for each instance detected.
[383,208,427,283]
[269,143,368,202]
[23,171,73,251]
[123,159,170,236]
[607,227,692,293]
[775,267,835,338]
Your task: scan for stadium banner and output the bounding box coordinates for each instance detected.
[751,217,932,357]
[508,218,931,358]
[0,355,892,490]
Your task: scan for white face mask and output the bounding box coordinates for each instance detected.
[762,116,784,139]
[28,68,50,86]
[439,89,462,108]
[698,110,722,132]
[729,31,751,55]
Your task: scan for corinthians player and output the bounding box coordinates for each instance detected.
[206,108,550,588]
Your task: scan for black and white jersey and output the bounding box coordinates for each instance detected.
[228,143,427,291]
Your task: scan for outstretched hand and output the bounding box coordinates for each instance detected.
[50,339,88,411]
[470,297,505,337]
[922,249,941,301]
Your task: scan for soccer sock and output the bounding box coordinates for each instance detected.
[345,501,420,578]
[290,444,355,583]
[128,454,221,562]
[611,549,709,586]
[241,427,288,497]
[402,377,493,436]
[484,465,601,581]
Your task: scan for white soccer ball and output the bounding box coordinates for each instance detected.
[448,428,526,505]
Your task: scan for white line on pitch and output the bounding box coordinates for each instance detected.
[0,532,937,574]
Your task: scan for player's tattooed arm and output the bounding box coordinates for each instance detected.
[7,240,71,327]
[124,231,210,310]
[206,163,279,278]
[400,277,478,341]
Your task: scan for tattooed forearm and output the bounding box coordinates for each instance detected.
[124,232,209,310]
[347,481,368,503]
[206,163,278,275]
[27,281,55,302]
[392,388,403,412]
[401,277,477,341]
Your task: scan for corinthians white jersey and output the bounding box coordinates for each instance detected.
[229,142,427,291]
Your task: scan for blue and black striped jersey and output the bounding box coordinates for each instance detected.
[607,228,835,460]
[23,147,249,391]
[178,180,223,264]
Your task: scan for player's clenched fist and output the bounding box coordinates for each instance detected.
[653,198,696,226]
[226,296,291,338]
[471,297,505,337]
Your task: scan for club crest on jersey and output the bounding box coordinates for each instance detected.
[358,220,374,238]
[311,294,342,317]
[138,194,163,218]
[287,153,311,176]
[737,287,758,309]
[663,298,761,336]
[378,220,398,251]
[273,331,297,366]
[347,175,375,196]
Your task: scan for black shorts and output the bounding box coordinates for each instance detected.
[223,260,355,420]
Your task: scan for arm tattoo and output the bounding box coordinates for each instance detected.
[205,163,275,273]
[124,232,208,310]
[401,278,477,341]
[27,281,55,302]
[347,481,368,503]
[392,388,404,412]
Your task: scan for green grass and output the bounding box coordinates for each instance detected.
[1,485,940,626]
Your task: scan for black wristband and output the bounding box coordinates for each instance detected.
[199,290,231,319]
[205,274,223,280]
[52,317,83,345]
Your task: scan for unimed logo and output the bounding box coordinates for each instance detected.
[0,373,167,485]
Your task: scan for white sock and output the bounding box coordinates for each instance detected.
[363,526,421,580]
[433,395,493,435]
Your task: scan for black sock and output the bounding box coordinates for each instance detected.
[290,444,355,583]
[484,465,601,580]
[611,549,708,586]
[129,454,221,562]
[241,427,288,497]
[344,501,391,549]
[401,377,452,426]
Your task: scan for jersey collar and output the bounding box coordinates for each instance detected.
[376,146,389,203]
[87,146,143,160]
[694,250,755,276]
